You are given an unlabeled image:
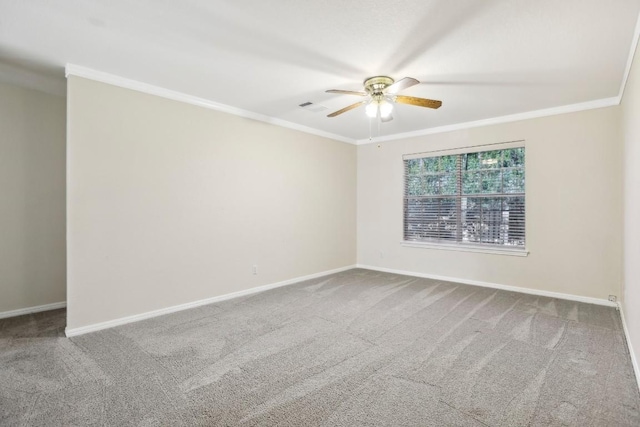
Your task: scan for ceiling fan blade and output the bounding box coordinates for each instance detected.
[326,89,368,96]
[327,101,366,117]
[395,95,442,109]
[385,77,420,94]
[381,114,394,123]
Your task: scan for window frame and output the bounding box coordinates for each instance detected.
[401,141,528,256]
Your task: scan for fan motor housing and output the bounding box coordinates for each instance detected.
[364,76,394,95]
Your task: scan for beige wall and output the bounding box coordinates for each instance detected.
[66,76,356,330]
[622,40,640,367]
[358,107,622,300]
[0,83,66,313]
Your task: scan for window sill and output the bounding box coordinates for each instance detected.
[401,241,529,257]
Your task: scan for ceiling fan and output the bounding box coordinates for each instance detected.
[326,76,442,122]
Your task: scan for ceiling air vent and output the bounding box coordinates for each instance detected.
[298,102,327,113]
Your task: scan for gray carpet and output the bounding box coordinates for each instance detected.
[1,269,639,426]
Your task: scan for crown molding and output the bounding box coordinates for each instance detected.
[356,96,620,145]
[67,24,639,150]
[356,9,640,145]
[0,62,66,97]
[619,9,640,101]
[65,64,357,145]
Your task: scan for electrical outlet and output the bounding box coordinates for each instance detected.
[608,295,617,302]
[252,265,258,275]
[379,250,384,259]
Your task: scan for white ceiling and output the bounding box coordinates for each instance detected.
[1,0,640,143]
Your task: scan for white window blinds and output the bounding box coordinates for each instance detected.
[403,142,525,249]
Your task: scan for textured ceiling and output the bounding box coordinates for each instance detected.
[1,0,640,142]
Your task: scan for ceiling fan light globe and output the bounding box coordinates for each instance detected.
[379,100,393,118]
[365,102,378,118]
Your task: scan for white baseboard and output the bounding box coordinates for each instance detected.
[0,301,67,320]
[356,264,616,307]
[65,265,356,337]
[618,303,640,393]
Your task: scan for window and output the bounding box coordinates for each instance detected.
[403,142,525,253]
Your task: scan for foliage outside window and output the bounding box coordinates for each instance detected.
[403,144,525,250]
